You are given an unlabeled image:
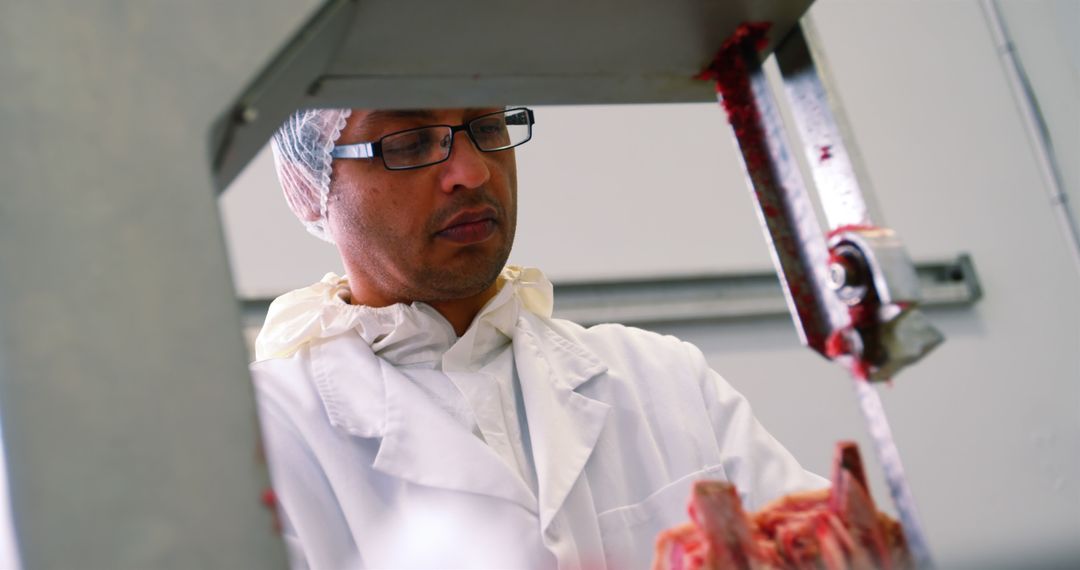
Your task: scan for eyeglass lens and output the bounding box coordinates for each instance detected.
[380,109,531,170]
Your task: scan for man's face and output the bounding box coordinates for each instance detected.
[326,107,518,305]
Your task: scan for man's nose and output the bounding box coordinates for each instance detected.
[438,130,491,193]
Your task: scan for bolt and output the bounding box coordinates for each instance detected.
[829,244,870,305]
[828,260,850,290]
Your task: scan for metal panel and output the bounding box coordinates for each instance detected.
[211,0,358,192]
[775,19,885,228]
[330,1,807,77]
[211,0,816,190]
[0,0,326,567]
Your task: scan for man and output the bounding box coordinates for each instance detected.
[252,106,826,569]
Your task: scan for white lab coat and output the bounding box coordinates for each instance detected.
[251,268,826,569]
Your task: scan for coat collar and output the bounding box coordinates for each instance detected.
[255,266,553,363]
[310,310,610,528]
[512,311,611,532]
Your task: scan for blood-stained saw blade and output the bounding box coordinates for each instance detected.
[696,22,849,355]
[697,21,936,569]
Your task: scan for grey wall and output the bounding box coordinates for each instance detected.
[220,0,1080,567]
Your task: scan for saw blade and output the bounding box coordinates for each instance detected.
[853,379,933,568]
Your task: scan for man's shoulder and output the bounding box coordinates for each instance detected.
[249,332,357,384]
[545,315,683,347]
[542,316,701,370]
[249,344,322,412]
[250,344,311,383]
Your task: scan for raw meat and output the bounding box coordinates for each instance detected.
[653,442,911,570]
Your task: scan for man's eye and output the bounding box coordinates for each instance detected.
[384,131,435,156]
[474,123,506,135]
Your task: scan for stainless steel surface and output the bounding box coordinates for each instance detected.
[211,0,357,192]
[0,0,330,567]
[875,309,944,381]
[828,228,921,306]
[707,29,850,357]
[211,0,817,191]
[775,22,883,228]
[826,228,944,382]
[328,1,808,79]
[518,257,974,327]
[828,243,871,305]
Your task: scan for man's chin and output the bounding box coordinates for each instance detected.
[417,259,507,303]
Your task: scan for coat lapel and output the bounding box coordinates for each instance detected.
[513,313,611,533]
[373,356,539,513]
[310,309,613,532]
[312,334,537,514]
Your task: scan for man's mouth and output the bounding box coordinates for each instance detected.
[435,207,498,244]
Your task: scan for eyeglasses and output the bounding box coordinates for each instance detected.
[330,107,535,171]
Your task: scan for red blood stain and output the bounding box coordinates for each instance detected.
[780,237,798,256]
[827,250,844,267]
[261,487,276,508]
[261,487,282,534]
[819,145,833,162]
[825,330,848,359]
[827,224,877,240]
[695,22,774,180]
[762,204,780,219]
[826,225,890,380]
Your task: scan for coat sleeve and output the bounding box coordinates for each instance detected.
[682,341,829,510]
[254,371,364,569]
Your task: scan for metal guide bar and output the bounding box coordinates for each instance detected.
[210,0,357,192]
[710,36,850,355]
[209,0,818,194]
[775,22,879,229]
[551,255,976,327]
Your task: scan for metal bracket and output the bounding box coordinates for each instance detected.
[827,227,944,381]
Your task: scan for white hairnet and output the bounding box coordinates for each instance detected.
[270,108,353,243]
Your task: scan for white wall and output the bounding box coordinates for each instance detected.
[218,102,771,297]
[220,0,1080,567]
[998,0,1080,239]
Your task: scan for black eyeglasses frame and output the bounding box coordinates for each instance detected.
[329,107,536,171]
